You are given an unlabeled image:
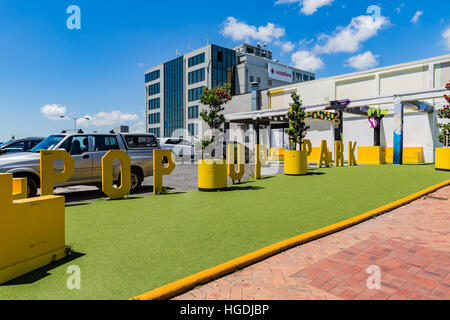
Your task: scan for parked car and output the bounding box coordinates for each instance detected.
[159,137,196,161]
[0,132,159,197]
[209,140,252,163]
[0,137,44,156]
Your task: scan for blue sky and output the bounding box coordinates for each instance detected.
[0,0,449,142]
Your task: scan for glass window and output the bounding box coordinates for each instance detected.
[188,123,198,136]
[149,128,160,138]
[31,135,65,152]
[188,53,205,68]
[3,141,24,153]
[145,70,160,83]
[188,105,198,119]
[59,136,90,155]
[249,75,254,82]
[93,135,119,152]
[125,135,158,148]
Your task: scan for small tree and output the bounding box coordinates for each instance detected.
[285,92,310,151]
[437,81,450,147]
[199,83,232,156]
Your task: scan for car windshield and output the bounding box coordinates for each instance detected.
[0,140,12,148]
[31,135,65,152]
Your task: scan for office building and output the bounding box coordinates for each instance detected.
[145,43,315,138]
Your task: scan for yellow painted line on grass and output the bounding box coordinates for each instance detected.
[132,179,450,300]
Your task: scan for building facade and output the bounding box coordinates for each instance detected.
[223,54,450,163]
[145,43,315,138]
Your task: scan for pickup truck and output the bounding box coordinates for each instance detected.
[0,132,160,197]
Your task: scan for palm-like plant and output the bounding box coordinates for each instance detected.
[285,92,310,151]
[437,81,450,147]
[199,83,232,157]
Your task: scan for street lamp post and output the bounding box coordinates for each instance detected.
[60,115,91,132]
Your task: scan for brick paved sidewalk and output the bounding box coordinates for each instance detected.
[174,186,450,300]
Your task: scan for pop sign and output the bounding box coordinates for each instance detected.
[268,63,293,83]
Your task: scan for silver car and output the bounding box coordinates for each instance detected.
[0,132,159,197]
[159,137,197,162]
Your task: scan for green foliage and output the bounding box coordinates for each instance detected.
[285,92,310,151]
[437,81,450,146]
[199,83,232,155]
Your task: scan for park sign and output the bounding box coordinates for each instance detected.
[268,63,293,83]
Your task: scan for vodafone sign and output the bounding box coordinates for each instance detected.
[268,63,293,83]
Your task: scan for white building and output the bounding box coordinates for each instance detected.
[224,54,450,163]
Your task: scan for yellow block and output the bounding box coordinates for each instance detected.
[198,159,227,191]
[12,178,27,200]
[348,141,357,166]
[270,148,285,161]
[153,149,176,194]
[435,148,450,171]
[357,146,386,165]
[227,144,245,182]
[255,144,268,180]
[102,150,131,199]
[0,173,67,284]
[335,141,344,167]
[384,147,424,164]
[284,150,308,176]
[40,150,75,196]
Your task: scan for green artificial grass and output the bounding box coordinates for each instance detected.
[0,164,448,300]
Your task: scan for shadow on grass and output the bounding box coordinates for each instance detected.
[0,251,86,286]
[61,185,176,203]
[65,202,91,208]
[157,192,187,196]
[222,185,264,192]
[105,196,144,202]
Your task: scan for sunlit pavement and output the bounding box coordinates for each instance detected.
[53,163,286,202]
[174,186,450,300]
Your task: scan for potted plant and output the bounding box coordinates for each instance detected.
[197,84,232,191]
[436,81,450,171]
[284,92,310,175]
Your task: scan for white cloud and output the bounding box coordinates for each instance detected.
[314,15,390,54]
[41,104,67,120]
[411,11,423,24]
[345,51,380,70]
[130,121,146,133]
[443,26,450,50]
[275,0,334,15]
[221,17,285,43]
[275,40,295,52]
[77,111,140,127]
[291,50,324,71]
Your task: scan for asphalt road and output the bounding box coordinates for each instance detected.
[54,162,285,203]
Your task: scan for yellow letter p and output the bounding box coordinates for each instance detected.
[153,149,176,194]
[40,150,75,196]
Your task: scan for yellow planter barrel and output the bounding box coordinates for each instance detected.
[198,159,228,191]
[435,148,450,171]
[284,150,308,176]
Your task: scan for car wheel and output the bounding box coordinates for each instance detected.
[27,176,38,198]
[130,168,143,194]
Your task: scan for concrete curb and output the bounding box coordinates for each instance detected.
[131,179,450,300]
